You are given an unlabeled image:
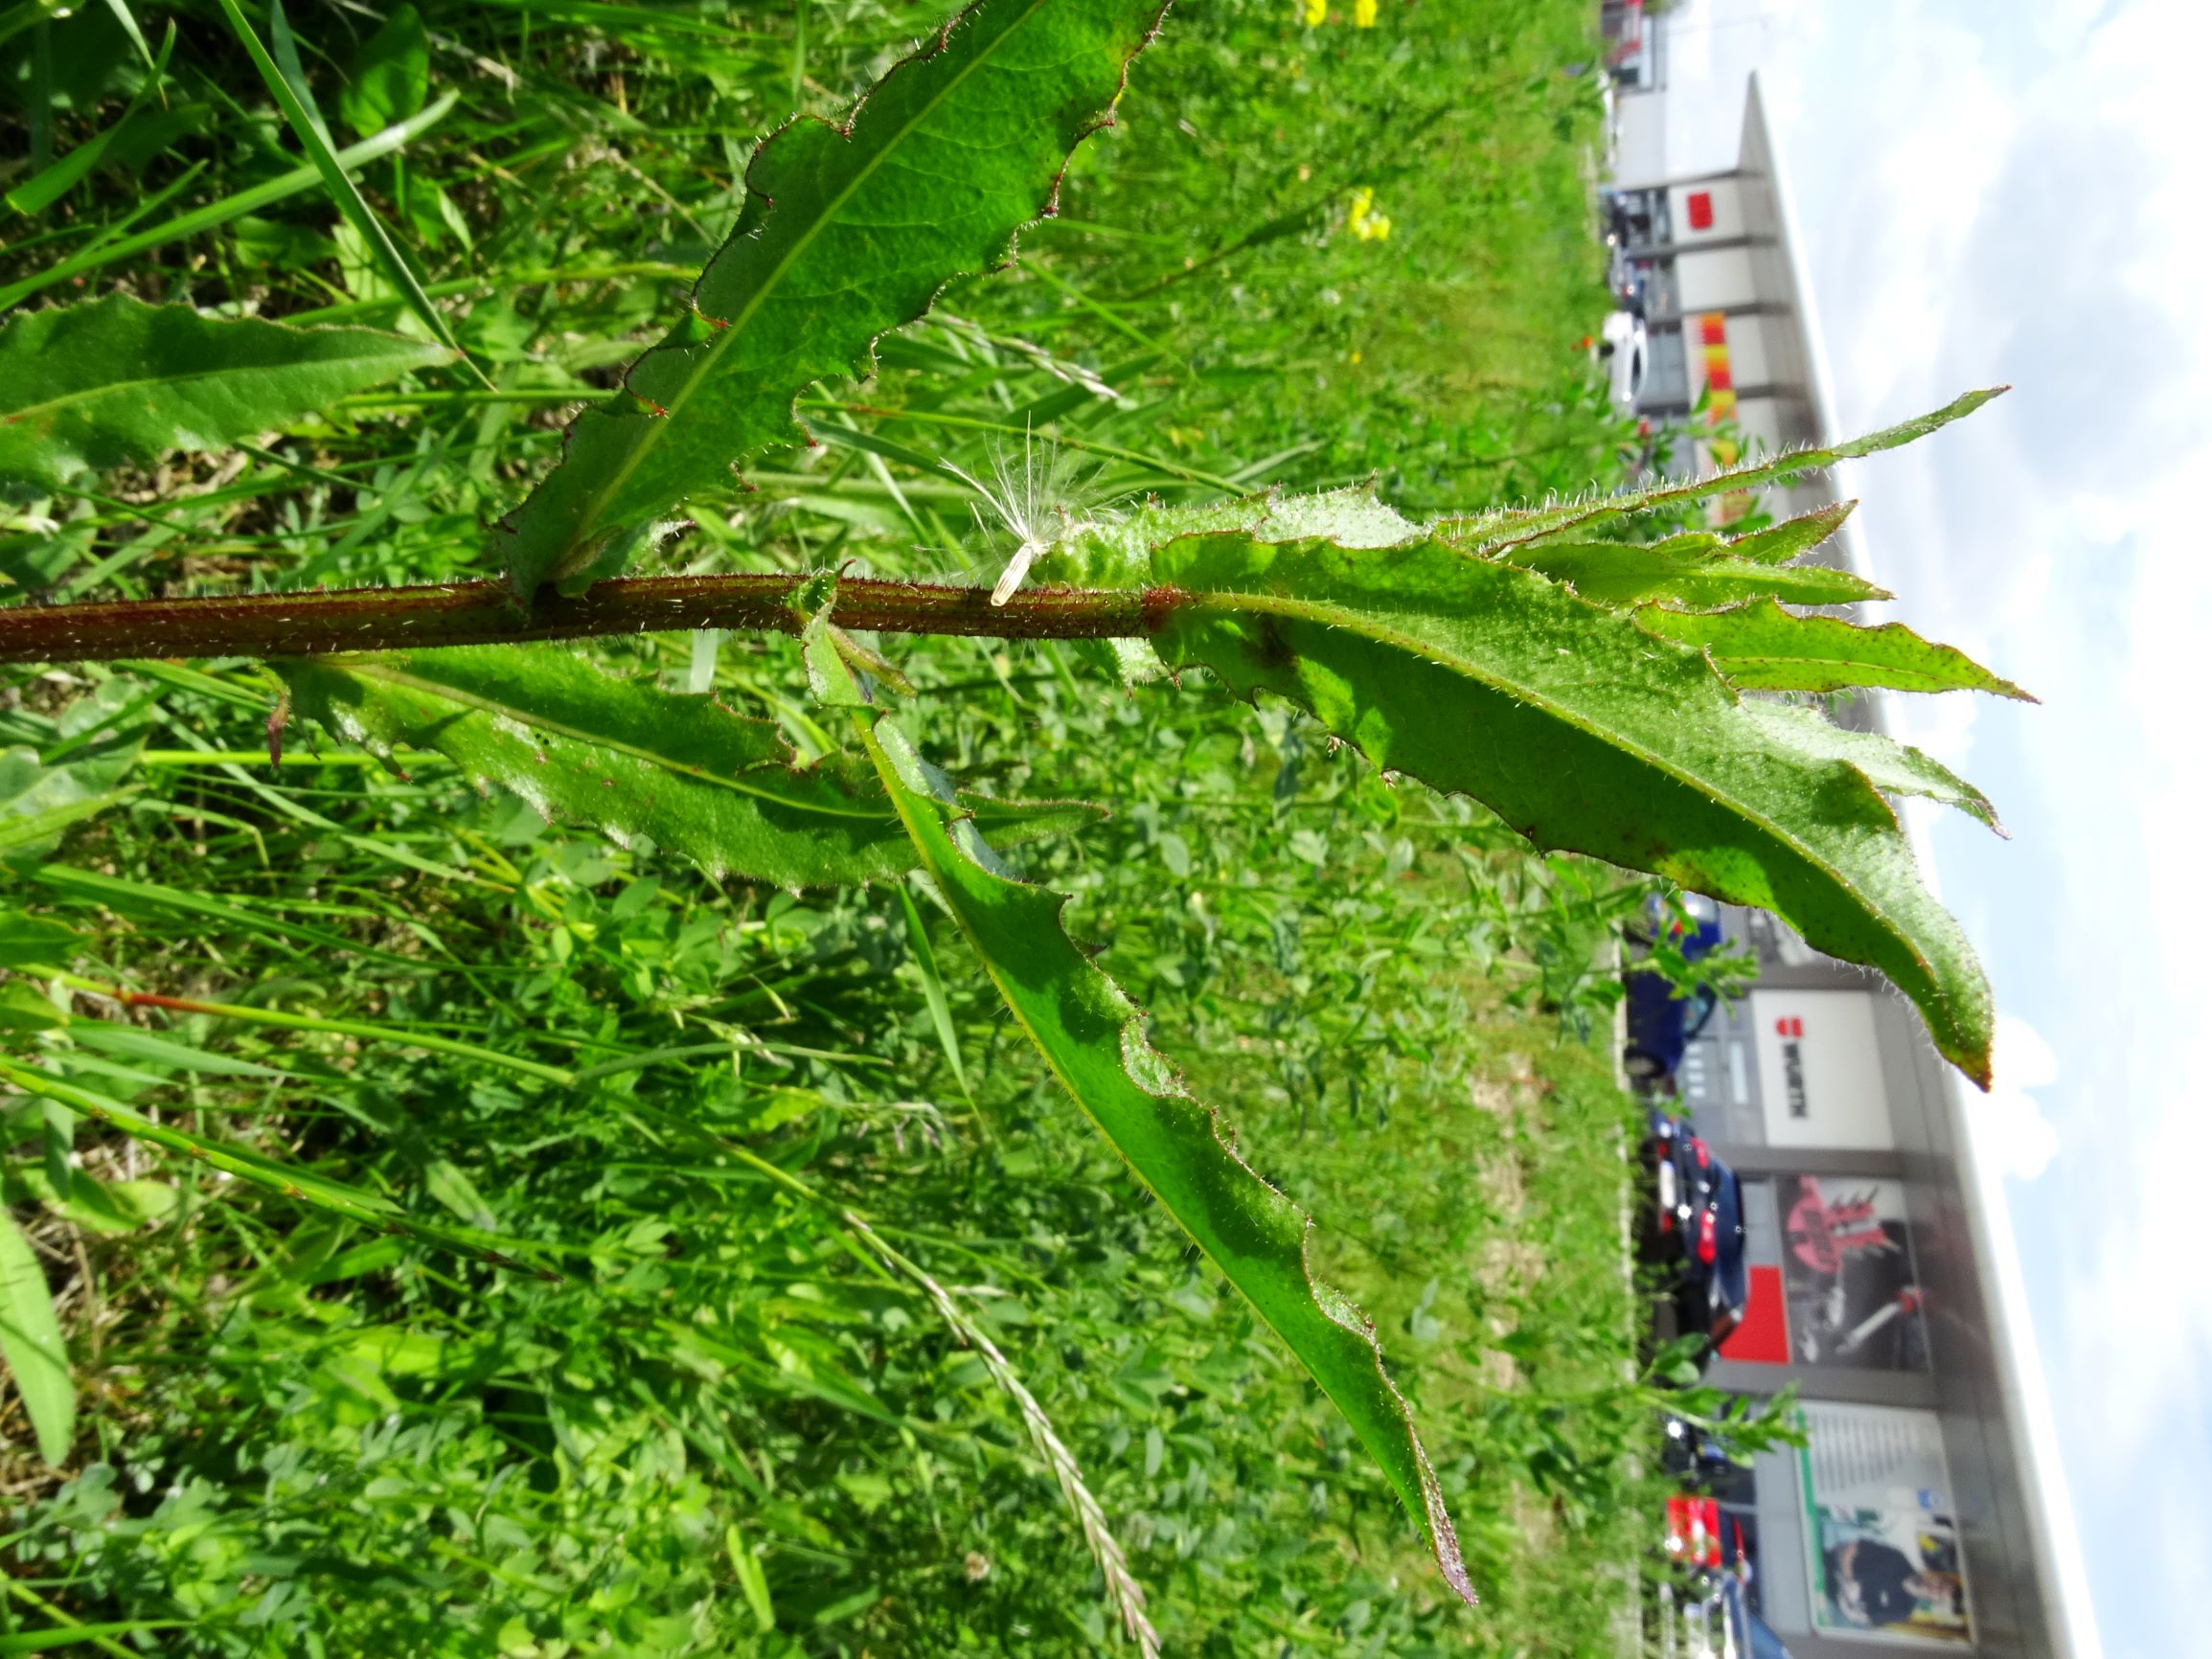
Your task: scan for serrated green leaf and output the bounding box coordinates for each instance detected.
[1722,500,1856,565]
[1146,532,1994,1082]
[1734,700,2003,832]
[0,295,446,498]
[1438,389,2003,551]
[810,619,1472,1600]
[278,647,1099,889]
[495,0,1170,598]
[1494,535,1888,611]
[0,1204,73,1466]
[1635,597,2033,699]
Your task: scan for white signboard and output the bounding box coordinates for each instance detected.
[1749,989,1893,1149]
[1797,1403,1974,1646]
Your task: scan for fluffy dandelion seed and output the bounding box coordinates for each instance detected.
[941,428,1114,607]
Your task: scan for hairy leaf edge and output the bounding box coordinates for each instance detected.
[1148,535,1994,1084]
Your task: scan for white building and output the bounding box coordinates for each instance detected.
[1601,25,2086,1659]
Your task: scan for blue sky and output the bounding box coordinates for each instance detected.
[1659,4,2208,1654]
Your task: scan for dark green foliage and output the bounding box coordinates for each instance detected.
[0,296,445,496]
[0,658,1660,1656]
[0,0,2018,1650]
[1146,520,1996,1079]
[279,646,1101,888]
[822,626,1471,1598]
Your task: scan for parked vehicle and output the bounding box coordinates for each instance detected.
[1626,976,1720,1086]
[1659,1493,1797,1659]
[1597,307,1648,410]
[1625,894,1727,1088]
[1643,1111,1750,1354]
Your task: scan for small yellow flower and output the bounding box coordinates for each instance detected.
[1347,188,1394,242]
[1302,0,1325,25]
[1354,0,1378,25]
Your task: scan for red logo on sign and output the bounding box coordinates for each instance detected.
[1687,191,1715,231]
[1775,1016,1804,1038]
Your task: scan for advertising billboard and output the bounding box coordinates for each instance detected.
[1749,989,1894,1149]
[1782,1176,1929,1371]
[1797,1403,1973,1646]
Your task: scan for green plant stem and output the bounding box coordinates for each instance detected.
[0,574,1170,665]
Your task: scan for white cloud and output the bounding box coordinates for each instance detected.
[1969,1012,2061,1182]
[1664,3,2212,1652]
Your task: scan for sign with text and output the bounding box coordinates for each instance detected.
[1798,1403,1973,1646]
[1749,989,1893,1149]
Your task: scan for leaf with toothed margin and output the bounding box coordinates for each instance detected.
[1490,534,1890,611]
[1732,700,2004,832]
[1144,530,1997,1084]
[1434,388,2005,553]
[1635,598,2036,700]
[275,647,1099,889]
[494,0,1171,600]
[1721,500,1857,565]
[797,596,1474,1602]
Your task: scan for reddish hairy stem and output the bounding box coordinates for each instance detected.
[0,574,1181,665]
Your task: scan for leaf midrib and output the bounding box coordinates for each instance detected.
[554,0,1061,545]
[1184,583,1929,975]
[1706,648,1962,689]
[349,661,895,823]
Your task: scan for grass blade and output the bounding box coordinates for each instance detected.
[898,881,971,1102]
[0,96,456,312]
[0,1205,73,1466]
[206,0,477,376]
[0,1060,555,1276]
